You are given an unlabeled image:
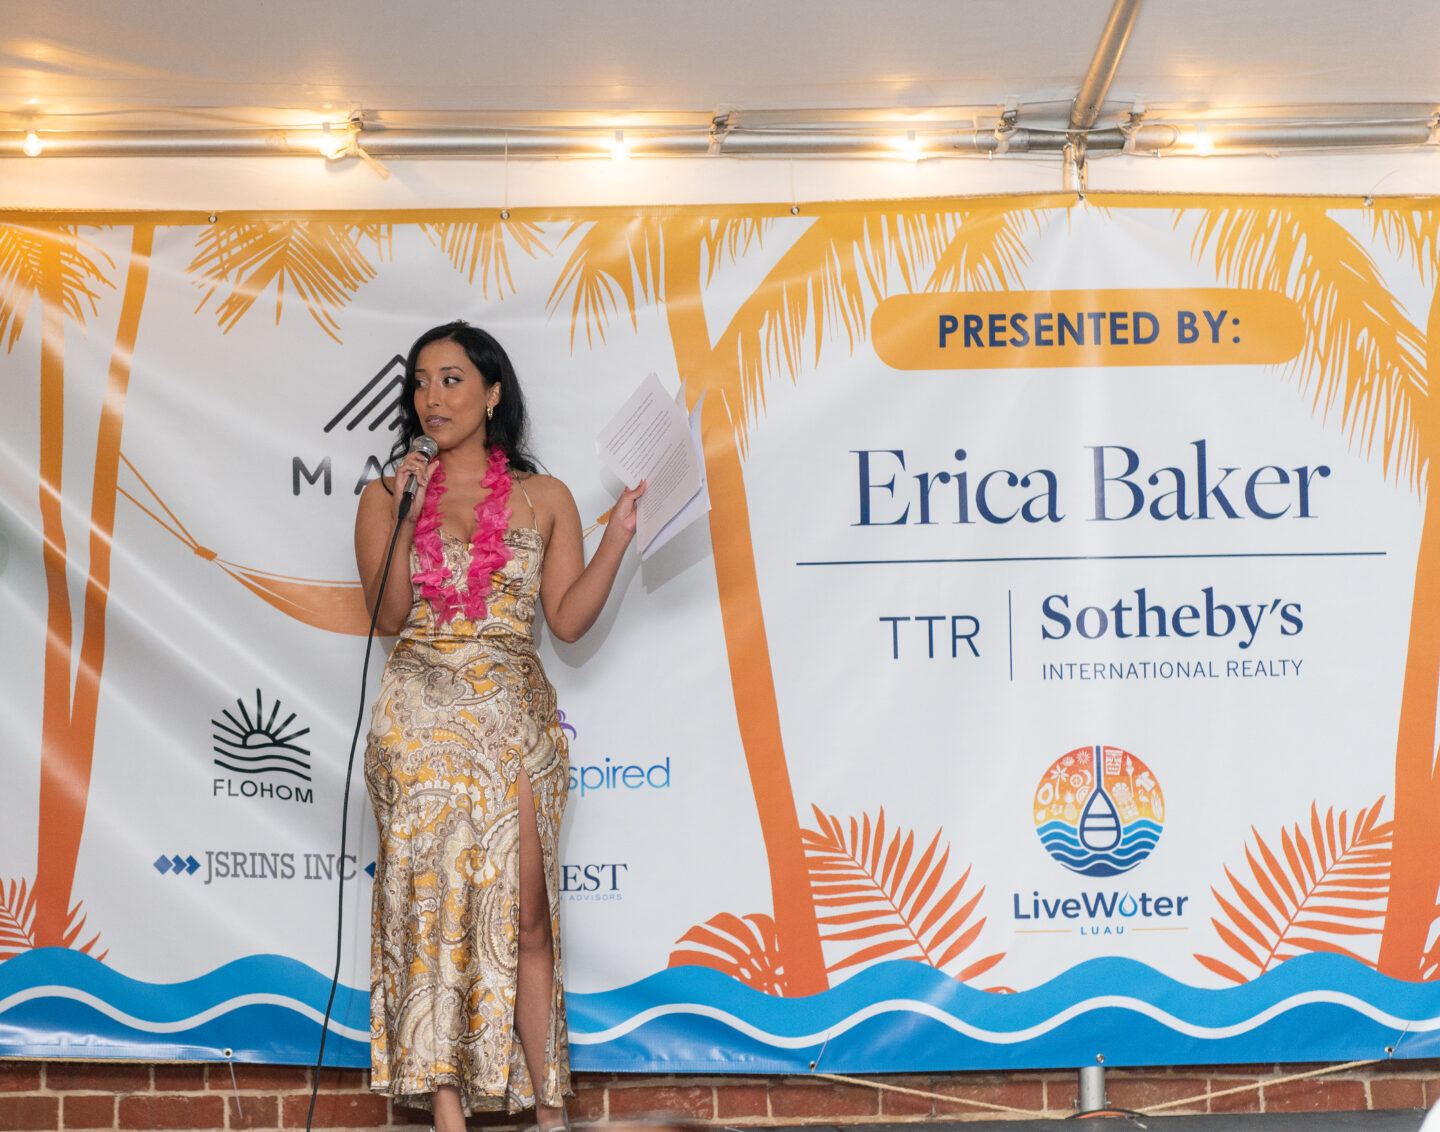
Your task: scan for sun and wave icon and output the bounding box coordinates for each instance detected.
[1033,745,1164,877]
[212,690,313,781]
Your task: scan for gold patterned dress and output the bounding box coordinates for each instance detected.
[364,524,571,1115]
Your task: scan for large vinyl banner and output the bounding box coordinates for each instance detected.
[4,194,1440,1072]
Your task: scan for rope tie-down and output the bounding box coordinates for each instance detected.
[808,1057,1387,1121]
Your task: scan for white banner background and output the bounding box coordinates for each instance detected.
[2,197,1439,1070]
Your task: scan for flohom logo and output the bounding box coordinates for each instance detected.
[211,690,313,804]
[1033,745,1164,877]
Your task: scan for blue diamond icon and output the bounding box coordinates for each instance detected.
[185,856,200,875]
[170,855,187,873]
[365,862,376,878]
[153,855,173,874]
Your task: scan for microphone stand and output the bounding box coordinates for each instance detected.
[304,498,411,1132]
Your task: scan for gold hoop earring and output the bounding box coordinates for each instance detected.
[486,405,494,421]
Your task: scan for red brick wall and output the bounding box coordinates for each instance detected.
[0,1060,1436,1130]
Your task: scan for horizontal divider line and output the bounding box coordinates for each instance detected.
[796,551,1386,566]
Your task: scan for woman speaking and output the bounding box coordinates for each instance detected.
[355,321,643,1132]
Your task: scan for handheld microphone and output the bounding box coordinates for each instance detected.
[398,435,439,520]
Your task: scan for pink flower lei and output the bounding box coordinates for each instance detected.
[411,445,514,624]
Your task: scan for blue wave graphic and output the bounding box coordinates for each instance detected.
[1039,819,1162,876]
[0,949,369,1065]
[568,955,1440,1072]
[6,949,1440,1071]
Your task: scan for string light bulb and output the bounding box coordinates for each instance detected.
[1192,124,1214,156]
[898,129,922,163]
[316,124,349,160]
[610,130,630,162]
[22,131,42,157]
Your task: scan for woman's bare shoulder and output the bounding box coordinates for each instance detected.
[514,471,574,504]
[358,475,397,505]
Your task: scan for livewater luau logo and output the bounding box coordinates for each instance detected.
[292,354,406,496]
[211,690,314,804]
[1014,745,1188,936]
[1033,745,1164,877]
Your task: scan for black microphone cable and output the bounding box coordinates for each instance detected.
[304,484,418,1132]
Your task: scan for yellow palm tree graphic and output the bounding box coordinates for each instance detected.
[550,202,1050,993]
[422,218,549,296]
[189,219,393,342]
[187,215,550,342]
[1177,200,1436,979]
[1361,203,1440,979]
[0,221,152,952]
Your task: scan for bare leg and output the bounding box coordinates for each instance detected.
[433,1084,466,1132]
[516,772,565,1130]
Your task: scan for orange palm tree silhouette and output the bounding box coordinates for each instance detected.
[1364,204,1440,979]
[1178,199,1435,979]
[8,215,548,955]
[549,201,1051,993]
[1,221,153,950]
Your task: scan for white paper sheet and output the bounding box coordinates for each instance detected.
[641,385,710,558]
[595,373,706,556]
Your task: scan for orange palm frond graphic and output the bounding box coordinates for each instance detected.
[1194,797,1392,985]
[926,205,1047,292]
[1421,926,1440,982]
[668,912,786,995]
[547,216,664,347]
[720,206,1048,448]
[699,218,769,284]
[60,900,106,963]
[2,879,106,962]
[188,220,391,342]
[802,806,1004,982]
[0,223,114,350]
[420,218,549,296]
[1370,206,1440,289]
[728,213,939,403]
[0,877,38,960]
[119,454,372,635]
[1182,206,1427,486]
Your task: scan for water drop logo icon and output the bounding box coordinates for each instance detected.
[1033,745,1164,877]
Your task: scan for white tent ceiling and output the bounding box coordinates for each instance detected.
[3,0,1439,206]
[5,1,1438,126]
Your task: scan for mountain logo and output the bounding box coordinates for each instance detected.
[323,354,407,435]
[1033,745,1164,877]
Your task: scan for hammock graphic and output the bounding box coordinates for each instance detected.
[119,454,373,636]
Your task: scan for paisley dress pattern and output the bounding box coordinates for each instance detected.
[364,525,570,1115]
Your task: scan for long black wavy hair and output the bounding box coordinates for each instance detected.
[385,321,540,479]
